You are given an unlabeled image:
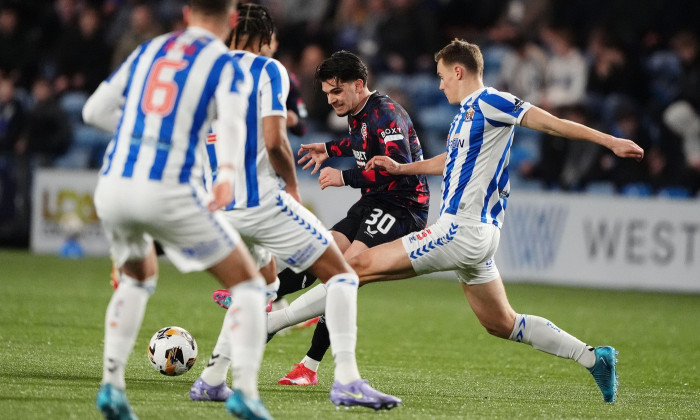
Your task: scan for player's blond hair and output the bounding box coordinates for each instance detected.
[434,39,484,79]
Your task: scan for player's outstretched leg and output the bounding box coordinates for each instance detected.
[189,377,233,402]
[96,384,138,420]
[330,379,402,410]
[587,346,619,402]
[226,390,274,420]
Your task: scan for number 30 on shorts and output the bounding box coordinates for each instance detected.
[365,208,396,235]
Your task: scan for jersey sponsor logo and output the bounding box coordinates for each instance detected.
[182,238,222,259]
[379,127,404,142]
[446,136,465,149]
[408,228,432,243]
[513,98,524,112]
[353,149,367,165]
[206,133,217,144]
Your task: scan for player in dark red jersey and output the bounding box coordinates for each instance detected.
[272,50,430,386]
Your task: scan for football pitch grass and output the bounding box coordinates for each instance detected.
[1,250,698,419]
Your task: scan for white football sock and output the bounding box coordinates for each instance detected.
[325,274,361,384]
[227,277,266,399]
[265,277,280,303]
[267,283,327,334]
[200,320,233,386]
[301,355,320,372]
[509,313,596,368]
[102,274,156,389]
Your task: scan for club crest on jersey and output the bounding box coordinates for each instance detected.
[206,133,216,144]
[361,122,368,142]
[464,106,475,121]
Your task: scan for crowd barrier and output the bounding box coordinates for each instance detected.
[31,170,699,293]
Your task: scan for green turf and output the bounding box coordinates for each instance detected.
[0,250,698,419]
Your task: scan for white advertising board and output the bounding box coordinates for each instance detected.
[497,192,700,293]
[29,170,699,292]
[31,169,110,256]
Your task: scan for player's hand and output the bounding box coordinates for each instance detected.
[209,182,234,212]
[285,184,302,203]
[297,143,329,174]
[366,155,402,174]
[318,167,343,190]
[610,137,644,162]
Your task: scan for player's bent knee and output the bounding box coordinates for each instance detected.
[119,273,158,295]
[479,317,514,339]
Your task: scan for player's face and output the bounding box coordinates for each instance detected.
[437,59,460,105]
[321,79,361,117]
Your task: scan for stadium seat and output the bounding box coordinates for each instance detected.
[585,181,617,195]
[657,186,691,199]
[620,183,652,197]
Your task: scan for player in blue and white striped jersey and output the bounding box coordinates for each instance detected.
[82,1,273,419]
[360,39,644,403]
[190,4,401,411]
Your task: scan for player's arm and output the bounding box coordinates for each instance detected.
[82,82,124,132]
[520,106,644,160]
[259,59,301,201]
[366,153,446,176]
[264,115,301,202]
[286,73,307,136]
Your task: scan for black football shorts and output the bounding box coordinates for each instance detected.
[331,197,428,248]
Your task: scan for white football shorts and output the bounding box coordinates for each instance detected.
[401,214,501,285]
[94,177,241,273]
[221,190,333,273]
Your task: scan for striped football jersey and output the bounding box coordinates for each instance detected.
[440,87,532,227]
[92,26,251,186]
[205,51,290,210]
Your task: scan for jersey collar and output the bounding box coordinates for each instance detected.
[352,90,377,117]
[460,87,486,111]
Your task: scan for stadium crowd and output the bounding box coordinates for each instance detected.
[0,0,699,247]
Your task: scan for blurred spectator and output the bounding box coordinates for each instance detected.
[266,0,332,56]
[662,30,700,172]
[585,27,646,125]
[16,78,71,167]
[297,44,328,127]
[110,3,161,70]
[539,26,587,110]
[0,75,24,155]
[376,0,439,74]
[54,6,112,94]
[0,4,29,86]
[523,105,602,190]
[498,34,547,105]
[0,74,25,242]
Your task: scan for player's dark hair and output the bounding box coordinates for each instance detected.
[188,0,236,16]
[229,3,275,50]
[314,50,368,87]
[435,39,484,79]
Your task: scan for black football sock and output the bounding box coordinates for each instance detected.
[277,268,317,298]
[306,315,330,362]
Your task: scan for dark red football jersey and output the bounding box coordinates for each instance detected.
[325,92,430,210]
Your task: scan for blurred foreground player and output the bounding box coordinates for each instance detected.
[83,1,272,419]
[189,4,401,411]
